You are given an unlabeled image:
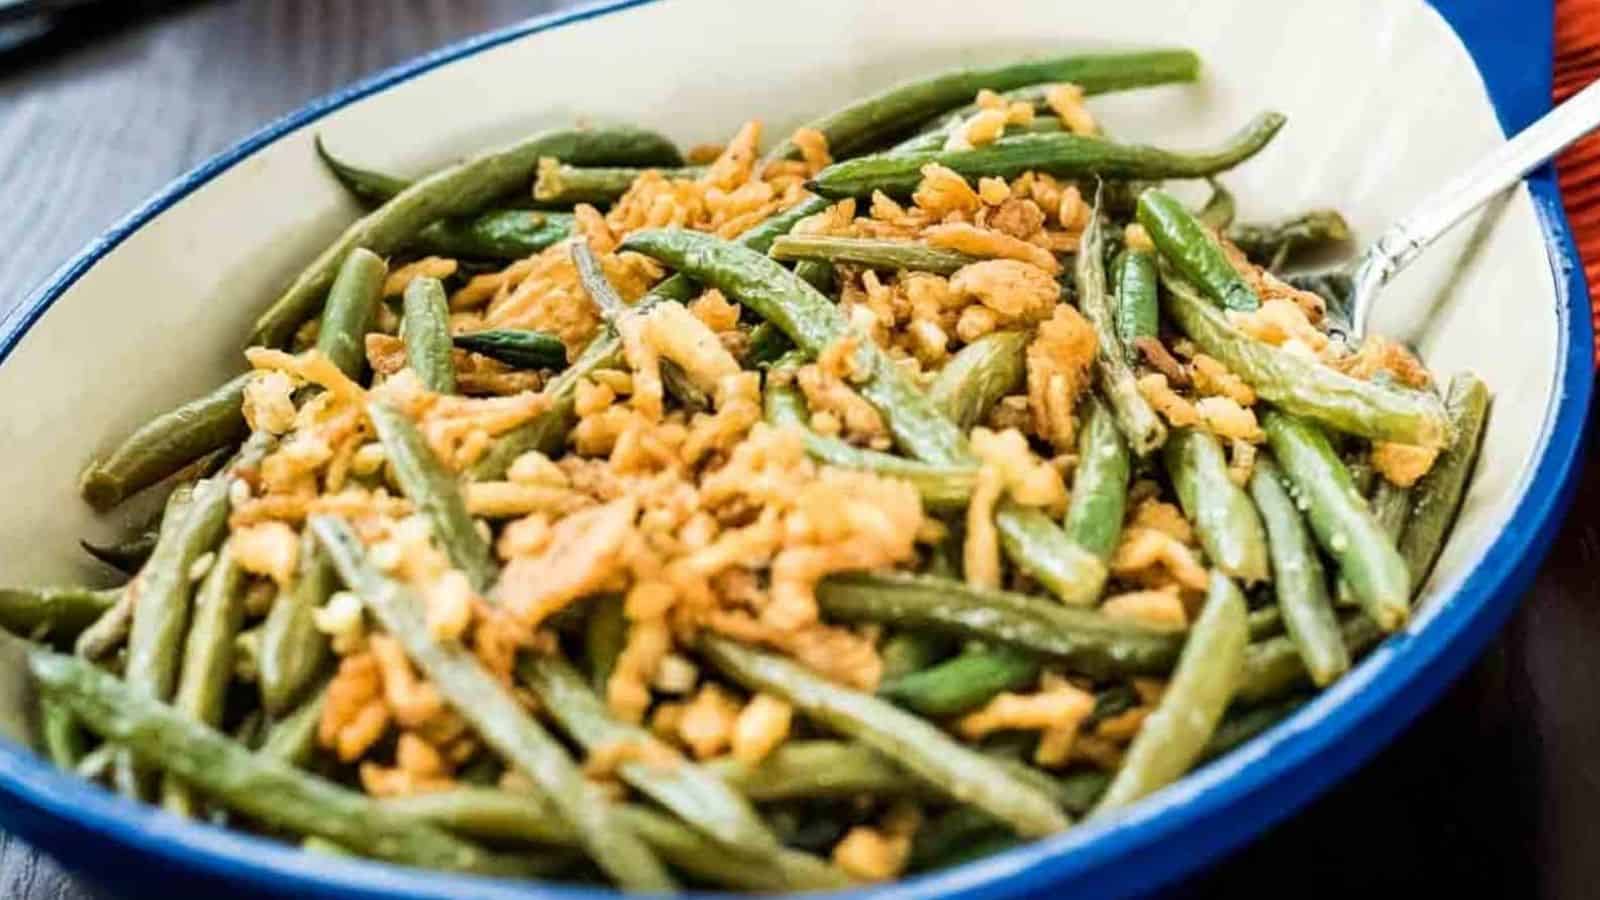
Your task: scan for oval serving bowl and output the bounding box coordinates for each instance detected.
[0,0,1587,897]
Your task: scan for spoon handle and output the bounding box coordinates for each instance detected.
[1349,78,1600,336]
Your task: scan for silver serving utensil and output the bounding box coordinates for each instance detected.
[1343,78,1600,342]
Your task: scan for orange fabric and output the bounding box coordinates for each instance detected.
[1554,0,1600,356]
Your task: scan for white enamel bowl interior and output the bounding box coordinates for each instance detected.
[0,0,1563,890]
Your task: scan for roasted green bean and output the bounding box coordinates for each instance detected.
[765,49,1200,161]
[1399,373,1490,595]
[769,235,981,275]
[311,516,675,891]
[452,328,568,370]
[162,544,247,816]
[315,247,386,379]
[1077,202,1167,455]
[808,112,1285,198]
[818,572,1182,677]
[79,374,251,510]
[1138,188,1260,311]
[258,529,335,717]
[399,276,457,394]
[534,163,705,205]
[1249,456,1348,685]
[253,126,682,347]
[30,647,539,875]
[1262,410,1410,630]
[517,653,781,859]
[699,635,1069,837]
[1164,429,1269,583]
[926,331,1029,430]
[368,403,495,591]
[1162,272,1452,448]
[1096,571,1248,812]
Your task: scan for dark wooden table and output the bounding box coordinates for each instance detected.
[0,2,1588,897]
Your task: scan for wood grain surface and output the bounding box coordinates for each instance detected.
[0,2,1588,898]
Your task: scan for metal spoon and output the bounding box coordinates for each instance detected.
[1343,78,1600,341]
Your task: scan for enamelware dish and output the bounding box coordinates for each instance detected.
[0,0,1585,896]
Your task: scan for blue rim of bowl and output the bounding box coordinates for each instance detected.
[0,0,1587,897]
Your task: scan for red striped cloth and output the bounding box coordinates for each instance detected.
[1554,0,1600,356]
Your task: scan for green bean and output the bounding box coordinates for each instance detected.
[468,198,830,481]
[1096,571,1248,812]
[881,645,1041,717]
[411,209,574,260]
[879,631,956,681]
[1064,395,1131,561]
[1138,188,1259,312]
[41,698,85,770]
[792,258,837,294]
[78,490,197,661]
[763,381,977,510]
[765,49,1201,161]
[368,403,495,591]
[1161,272,1452,448]
[1247,604,1285,640]
[28,648,537,876]
[128,440,267,705]
[377,787,570,845]
[818,572,1182,678]
[706,740,923,800]
[1199,694,1307,762]
[1077,202,1167,456]
[1399,373,1491,595]
[623,228,1104,603]
[253,126,682,347]
[259,529,335,717]
[583,594,625,693]
[1225,209,1352,268]
[1249,456,1348,685]
[162,544,247,816]
[698,635,1068,837]
[909,806,1011,873]
[1237,614,1383,705]
[1112,248,1159,362]
[451,328,567,370]
[74,588,136,661]
[995,505,1109,606]
[1196,180,1236,230]
[310,516,674,891]
[1164,429,1270,583]
[259,681,327,767]
[399,276,456,394]
[80,531,158,575]
[807,112,1286,198]
[313,135,410,204]
[1262,410,1409,630]
[769,235,980,275]
[0,586,120,645]
[517,653,781,858]
[381,789,851,892]
[315,247,386,379]
[533,163,704,205]
[926,331,1028,430]
[1336,477,1411,607]
[744,321,795,368]
[78,374,251,510]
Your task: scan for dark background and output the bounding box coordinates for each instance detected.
[0,2,1587,897]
